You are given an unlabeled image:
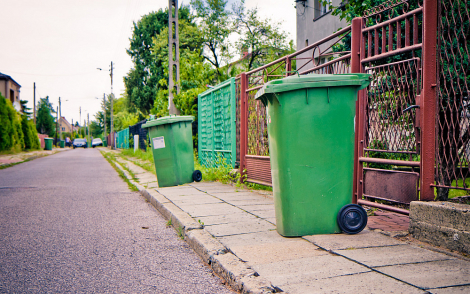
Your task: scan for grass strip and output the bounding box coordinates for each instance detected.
[101,151,138,192]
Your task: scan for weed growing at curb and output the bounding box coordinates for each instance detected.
[101,151,139,192]
[176,226,184,240]
[166,218,172,227]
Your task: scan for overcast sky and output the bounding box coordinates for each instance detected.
[0,0,296,125]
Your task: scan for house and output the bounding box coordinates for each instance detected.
[58,116,73,133]
[296,0,348,71]
[0,72,22,112]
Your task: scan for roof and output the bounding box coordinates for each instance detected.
[0,72,21,87]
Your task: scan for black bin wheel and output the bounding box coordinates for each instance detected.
[337,204,368,234]
[192,170,202,182]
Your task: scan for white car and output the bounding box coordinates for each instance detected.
[92,138,103,148]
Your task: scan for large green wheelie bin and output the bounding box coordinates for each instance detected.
[255,74,371,237]
[142,116,202,188]
[59,140,65,148]
[44,138,53,150]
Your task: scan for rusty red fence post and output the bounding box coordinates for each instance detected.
[351,17,363,204]
[239,73,248,182]
[420,0,438,201]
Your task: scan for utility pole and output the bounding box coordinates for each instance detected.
[33,82,36,124]
[103,93,107,139]
[168,0,180,115]
[110,61,114,149]
[55,106,58,146]
[79,106,82,137]
[59,97,62,140]
[87,113,90,147]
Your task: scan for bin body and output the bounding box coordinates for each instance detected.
[103,138,107,147]
[44,138,53,150]
[59,140,65,148]
[255,74,370,236]
[142,116,194,187]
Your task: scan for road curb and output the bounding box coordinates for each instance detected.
[111,157,279,293]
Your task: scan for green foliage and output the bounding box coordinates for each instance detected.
[232,0,293,71]
[150,18,213,117]
[36,96,56,137]
[191,0,232,81]
[125,7,192,115]
[194,154,233,183]
[0,95,24,152]
[21,115,40,150]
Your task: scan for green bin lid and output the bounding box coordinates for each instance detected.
[254,73,371,100]
[141,115,194,128]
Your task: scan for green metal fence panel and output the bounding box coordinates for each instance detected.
[198,78,236,168]
[116,128,129,149]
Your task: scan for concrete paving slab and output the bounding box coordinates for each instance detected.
[211,192,272,202]
[303,228,404,250]
[219,199,273,206]
[204,219,276,237]
[237,204,275,211]
[265,217,277,225]
[169,194,223,205]
[157,186,208,196]
[144,182,159,189]
[252,254,370,288]
[218,230,300,248]
[230,239,327,265]
[180,203,244,217]
[376,259,470,289]
[281,271,426,294]
[337,244,455,267]
[247,209,276,219]
[428,285,470,294]
[189,183,240,192]
[135,173,157,183]
[196,213,260,226]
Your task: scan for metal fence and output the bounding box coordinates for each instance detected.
[238,26,353,186]
[115,128,129,149]
[435,0,470,196]
[198,78,237,168]
[129,119,148,151]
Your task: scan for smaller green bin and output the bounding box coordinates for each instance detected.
[103,138,108,147]
[142,115,201,187]
[59,140,65,148]
[44,138,53,150]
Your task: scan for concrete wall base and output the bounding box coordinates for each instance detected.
[409,201,470,254]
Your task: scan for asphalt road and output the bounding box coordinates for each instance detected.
[0,149,233,293]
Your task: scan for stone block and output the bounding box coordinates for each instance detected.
[409,201,470,254]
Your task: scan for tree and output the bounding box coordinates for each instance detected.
[150,17,213,117]
[191,0,233,81]
[232,0,292,71]
[36,96,56,137]
[124,7,192,115]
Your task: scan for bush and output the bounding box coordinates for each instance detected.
[0,95,24,152]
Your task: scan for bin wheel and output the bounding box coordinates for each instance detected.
[337,204,367,234]
[193,170,202,182]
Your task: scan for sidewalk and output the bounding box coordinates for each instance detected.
[0,148,69,168]
[108,151,470,294]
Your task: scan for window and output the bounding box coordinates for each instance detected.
[314,0,331,20]
[62,127,65,131]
